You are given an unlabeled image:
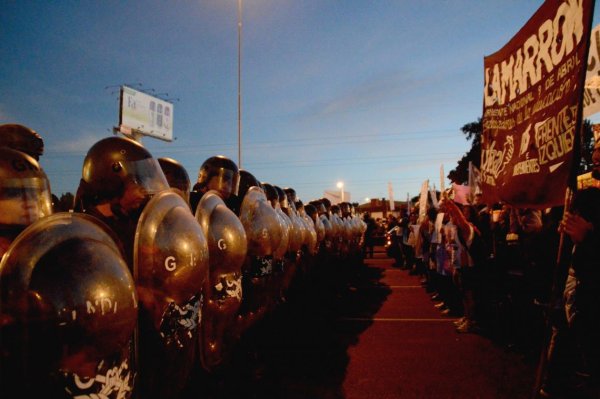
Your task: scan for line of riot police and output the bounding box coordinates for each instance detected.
[0,125,367,399]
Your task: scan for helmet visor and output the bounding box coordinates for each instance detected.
[122,158,169,195]
[0,177,52,226]
[206,169,240,199]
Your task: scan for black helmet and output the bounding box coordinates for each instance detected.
[158,157,191,200]
[0,124,44,160]
[320,197,332,212]
[0,147,52,230]
[274,185,288,210]
[283,187,298,204]
[304,203,318,221]
[261,182,278,208]
[76,136,168,210]
[196,156,240,199]
[237,169,262,200]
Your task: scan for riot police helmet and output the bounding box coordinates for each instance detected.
[158,157,191,201]
[0,124,44,160]
[283,187,298,204]
[75,136,168,212]
[196,156,240,199]
[0,147,52,229]
[274,185,288,210]
[261,182,279,208]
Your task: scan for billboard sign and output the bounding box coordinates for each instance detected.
[119,85,174,142]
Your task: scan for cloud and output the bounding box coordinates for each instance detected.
[309,70,431,118]
[45,130,105,155]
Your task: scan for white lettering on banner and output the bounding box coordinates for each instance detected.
[481,136,515,183]
[484,0,584,106]
[513,158,541,176]
[534,104,577,165]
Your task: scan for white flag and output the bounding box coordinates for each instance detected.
[419,180,429,223]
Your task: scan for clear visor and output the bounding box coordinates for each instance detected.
[0,177,52,226]
[122,158,169,195]
[206,169,240,198]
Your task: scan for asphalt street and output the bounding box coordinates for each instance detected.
[182,247,538,399]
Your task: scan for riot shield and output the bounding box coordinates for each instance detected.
[0,212,138,399]
[195,190,247,371]
[133,190,209,399]
[237,187,282,329]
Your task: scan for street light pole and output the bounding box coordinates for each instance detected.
[337,181,344,203]
[237,0,242,168]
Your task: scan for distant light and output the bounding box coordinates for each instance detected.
[336,181,344,189]
[365,197,370,203]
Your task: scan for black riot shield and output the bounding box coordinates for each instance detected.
[195,190,247,371]
[0,212,138,399]
[237,187,282,330]
[133,190,209,399]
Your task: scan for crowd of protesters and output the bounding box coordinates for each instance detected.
[377,141,600,398]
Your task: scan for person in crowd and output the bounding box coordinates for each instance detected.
[546,141,600,398]
[362,212,376,258]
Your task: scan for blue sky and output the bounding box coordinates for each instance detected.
[2,1,599,204]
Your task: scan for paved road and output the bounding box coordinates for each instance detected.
[183,247,538,398]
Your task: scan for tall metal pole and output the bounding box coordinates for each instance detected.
[237,0,242,168]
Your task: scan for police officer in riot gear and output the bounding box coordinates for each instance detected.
[191,155,240,214]
[235,170,282,332]
[74,136,169,264]
[158,156,191,204]
[74,136,207,399]
[0,147,52,257]
[195,171,247,371]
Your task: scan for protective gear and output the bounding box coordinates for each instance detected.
[0,147,52,229]
[283,187,298,204]
[261,182,279,209]
[134,190,209,399]
[75,136,168,212]
[195,156,240,200]
[238,186,283,327]
[305,203,325,245]
[0,147,53,257]
[195,190,247,371]
[158,157,191,204]
[0,212,138,398]
[274,185,289,210]
[0,123,44,160]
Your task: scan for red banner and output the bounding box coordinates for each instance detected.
[481,0,595,208]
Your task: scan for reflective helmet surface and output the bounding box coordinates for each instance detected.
[78,136,168,208]
[0,147,52,228]
[0,213,137,398]
[196,156,240,199]
[158,157,191,200]
[0,124,44,160]
[283,187,298,204]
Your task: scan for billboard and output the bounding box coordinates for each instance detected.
[481,0,594,208]
[119,85,174,142]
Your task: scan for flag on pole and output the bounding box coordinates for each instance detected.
[419,180,429,223]
[388,182,395,211]
[440,164,445,195]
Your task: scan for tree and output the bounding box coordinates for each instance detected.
[447,118,482,185]
[56,192,74,212]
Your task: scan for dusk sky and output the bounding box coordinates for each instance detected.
[2,1,600,204]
